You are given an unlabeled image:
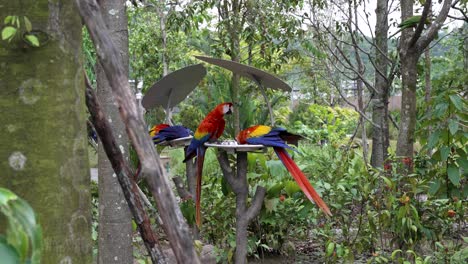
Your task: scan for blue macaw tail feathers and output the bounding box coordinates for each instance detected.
[246,135,299,152]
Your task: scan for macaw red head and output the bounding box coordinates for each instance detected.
[149,123,170,137]
[215,102,233,115]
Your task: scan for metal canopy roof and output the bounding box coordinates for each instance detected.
[195,56,292,92]
[142,64,207,109]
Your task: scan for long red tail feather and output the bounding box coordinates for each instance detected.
[195,153,205,227]
[275,147,332,216]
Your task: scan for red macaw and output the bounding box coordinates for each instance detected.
[183,102,233,226]
[134,124,193,180]
[236,125,332,216]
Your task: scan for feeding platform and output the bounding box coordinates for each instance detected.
[157,136,193,148]
[204,140,266,153]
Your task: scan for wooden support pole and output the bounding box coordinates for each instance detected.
[76,1,200,263]
[217,151,266,264]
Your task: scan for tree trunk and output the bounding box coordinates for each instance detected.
[351,0,369,164]
[371,0,390,167]
[396,53,419,158]
[0,1,92,263]
[96,1,133,263]
[396,0,451,159]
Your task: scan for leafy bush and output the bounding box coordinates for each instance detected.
[289,103,359,144]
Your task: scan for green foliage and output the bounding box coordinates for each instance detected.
[0,188,42,264]
[290,103,359,144]
[1,15,39,47]
[417,44,467,199]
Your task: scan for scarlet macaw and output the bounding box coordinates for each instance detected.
[183,102,233,226]
[236,125,332,216]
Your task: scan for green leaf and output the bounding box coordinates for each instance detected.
[447,165,460,185]
[220,176,231,196]
[266,183,283,198]
[24,17,32,32]
[0,188,18,205]
[458,158,468,171]
[448,119,459,135]
[1,26,17,41]
[284,180,301,196]
[264,198,279,213]
[326,242,335,257]
[381,176,393,189]
[4,16,13,25]
[449,95,463,111]
[427,131,441,149]
[24,35,39,47]
[391,249,403,259]
[440,146,450,161]
[0,238,20,264]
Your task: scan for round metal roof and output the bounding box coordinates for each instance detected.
[142,64,206,109]
[195,56,291,92]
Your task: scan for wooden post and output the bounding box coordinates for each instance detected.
[217,151,266,264]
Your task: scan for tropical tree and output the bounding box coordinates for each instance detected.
[0,1,92,262]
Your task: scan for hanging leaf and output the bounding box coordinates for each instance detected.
[1,26,17,41]
[448,119,459,135]
[24,17,32,32]
[428,180,441,195]
[427,131,441,149]
[4,16,14,25]
[25,34,40,47]
[440,146,450,162]
[449,95,463,111]
[447,165,460,186]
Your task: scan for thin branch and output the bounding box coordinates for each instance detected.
[409,0,432,48]
[245,186,266,222]
[416,0,453,51]
[173,176,193,200]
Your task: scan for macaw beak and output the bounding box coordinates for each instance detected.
[226,106,233,115]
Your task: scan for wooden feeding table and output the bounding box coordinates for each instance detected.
[208,140,267,264]
[157,136,193,148]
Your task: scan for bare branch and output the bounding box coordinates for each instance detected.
[409,0,432,48]
[416,0,453,51]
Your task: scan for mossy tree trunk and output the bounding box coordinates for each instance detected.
[96,0,133,263]
[0,1,92,263]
